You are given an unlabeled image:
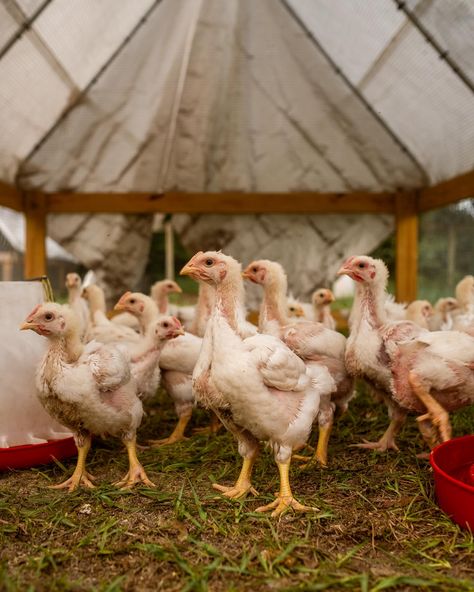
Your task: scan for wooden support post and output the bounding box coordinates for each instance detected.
[395,193,418,303]
[164,219,175,280]
[23,192,47,278]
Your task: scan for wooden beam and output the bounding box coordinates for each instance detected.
[418,169,474,212]
[395,193,418,302]
[0,180,23,211]
[47,191,396,214]
[24,192,47,278]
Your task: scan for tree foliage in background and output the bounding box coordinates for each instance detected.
[371,199,474,301]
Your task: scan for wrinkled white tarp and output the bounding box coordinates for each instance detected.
[1,0,472,293]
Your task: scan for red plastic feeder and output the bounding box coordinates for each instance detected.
[430,435,474,530]
[0,437,77,472]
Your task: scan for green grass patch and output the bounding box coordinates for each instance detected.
[1,388,473,591]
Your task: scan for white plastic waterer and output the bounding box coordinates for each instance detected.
[0,281,71,448]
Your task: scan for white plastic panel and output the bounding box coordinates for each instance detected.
[0,281,71,447]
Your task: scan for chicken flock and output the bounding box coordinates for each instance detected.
[20,255,474,517]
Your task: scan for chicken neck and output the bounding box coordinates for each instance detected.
[214,272,246,333]
[138,300,160,333]
[45,325,84,367]
[259,272,288,334]
[191,283,215,336]
[87,286,107,323]
[153,288,169,315]
[350,280,387,334]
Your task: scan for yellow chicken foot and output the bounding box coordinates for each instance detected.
[409,372,452,442]
[115,437,155,488]
[148,412,191,447]
[255,461,318,517]
[294,424,333,467]
[193,411,222,435]
[352,417,402,452]
[416,414,441,450]
[213,456,258,499]
[49,436,95,492]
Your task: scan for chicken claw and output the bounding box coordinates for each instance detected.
[49,471,95,492]
[148,414,191,447]
[213,456,257,499]
[49,439,95,492]
[115,465,155,489]
[213,482,258,499]
[352,437,400,452]
[116,437,155,488]
[193,411,222,435]
[147,435,189,447]
[255,496,317,518]
[255,460,318,517]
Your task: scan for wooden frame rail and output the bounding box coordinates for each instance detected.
[46,190,396,214]
[0,169,472,301]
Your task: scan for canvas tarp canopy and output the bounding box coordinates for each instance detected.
[0,0,473,298]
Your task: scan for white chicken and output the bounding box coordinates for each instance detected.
[125,316,185,402]
[429,297,459,331]
[338,256,474,450]
[312,288,337,330]
[82,284,140,346]
[150,279,182,315]
[65,273,89,339]
[452,275,474,336]
[404,300,434,330]
[114,292,204,444]
[20,303,154,490]
[181,251,334,516]
[243,260,350,467]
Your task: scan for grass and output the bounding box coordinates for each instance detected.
[1,387,474,592]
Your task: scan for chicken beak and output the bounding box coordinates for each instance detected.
[295,308,305,317]
[173,285,183,293]
[179,263,196,277]
[176,327,185,336]
[114,291,131,311]
[20,321,35,331]
[241,270,251,280]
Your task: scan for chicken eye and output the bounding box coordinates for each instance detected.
[163,322,169,328]
[252,267,258,273]
[205,258,214,266]
[44,313,53,321]
[290,307,295,312]
[358,262,365,269]
[130,298,136,304]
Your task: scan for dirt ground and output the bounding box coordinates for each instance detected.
[1,387,474,592]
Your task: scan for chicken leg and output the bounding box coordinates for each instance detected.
[293,423,333,467]
[409,372,452,442]
[213,454,259,499]
[50,434,95,492]
[353,399,406,452]
[193,411,222,435]
[115,437,155,488]
[255,461,318,518]
[148,409,192,447]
